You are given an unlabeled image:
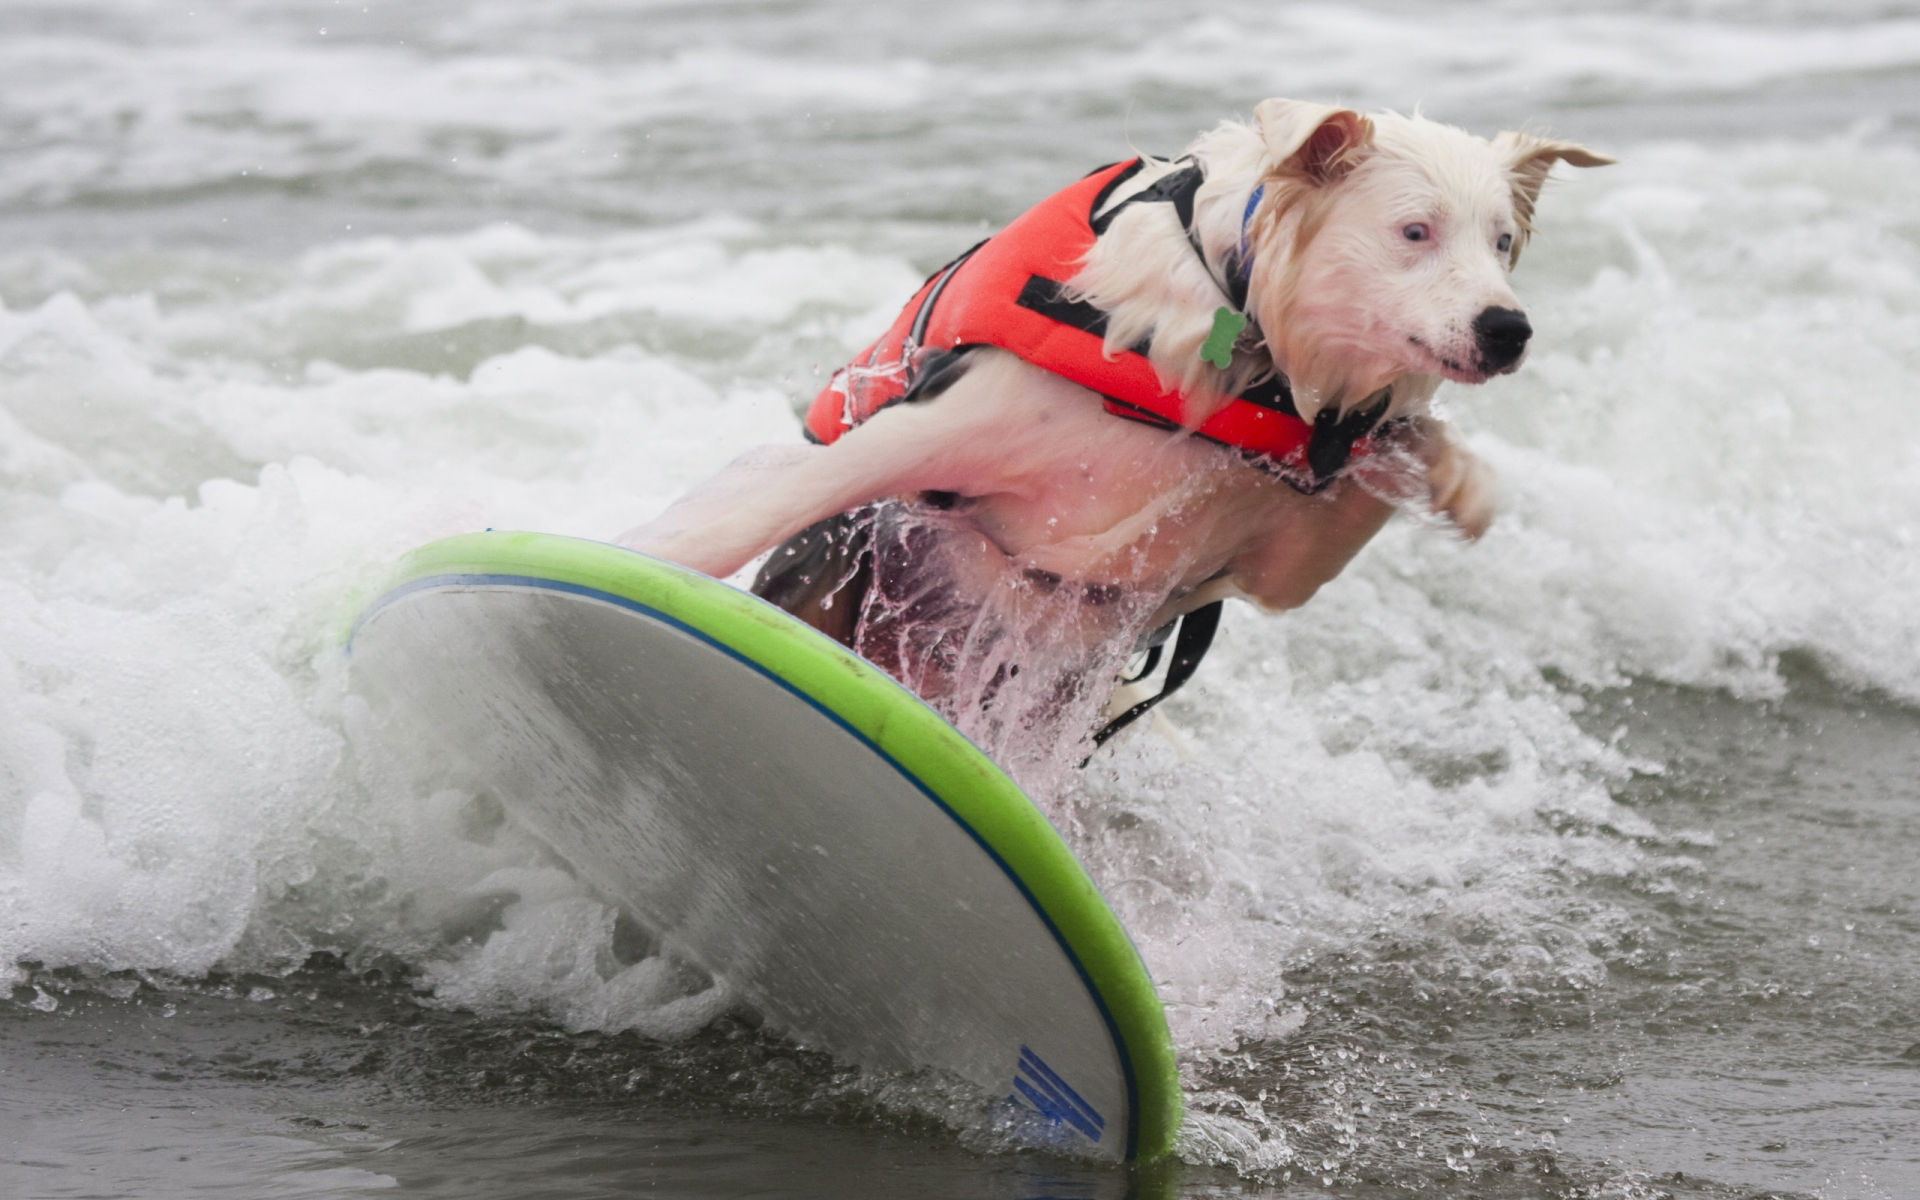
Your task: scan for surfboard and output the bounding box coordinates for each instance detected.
[348,531,1180,1162]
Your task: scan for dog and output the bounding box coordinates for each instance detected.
[621,99,1609,774]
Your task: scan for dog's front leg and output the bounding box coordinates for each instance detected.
[1230,419,1498,611]
[1396,416,1496,540]
[1230,476,1399,612]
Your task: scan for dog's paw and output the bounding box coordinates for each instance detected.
[1403,418,1496,539]
[1430,443,1495,539]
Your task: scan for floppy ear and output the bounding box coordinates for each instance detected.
[1494,132,1615,264]
[1254,98,1374,184]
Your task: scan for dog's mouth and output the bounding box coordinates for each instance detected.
[1407,336,1516,385]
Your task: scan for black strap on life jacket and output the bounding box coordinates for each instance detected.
[1082,160,1397,488]
[1090,161,1254,331]
[1308,390,1393,481]
[1085,600,1223,755]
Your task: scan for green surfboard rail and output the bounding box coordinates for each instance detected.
[360,530,1182,1161]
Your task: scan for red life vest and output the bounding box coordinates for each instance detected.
[802,158,1386,490]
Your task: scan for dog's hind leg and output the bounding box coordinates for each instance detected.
[748,507,873,645]
[617,351,1056,581]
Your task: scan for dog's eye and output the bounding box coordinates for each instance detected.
[1402,223,1431,243]
[1496,232,1514,253]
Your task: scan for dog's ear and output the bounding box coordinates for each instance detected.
[1254,99,1374,185]
[1494,132,1614,264]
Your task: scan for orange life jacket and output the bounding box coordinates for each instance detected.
[802,158,1389,491]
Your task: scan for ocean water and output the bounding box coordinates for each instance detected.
[3,1,1919,1197]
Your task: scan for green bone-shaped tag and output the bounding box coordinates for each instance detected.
[1200,306,1246,369]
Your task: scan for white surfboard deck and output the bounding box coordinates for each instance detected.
[348,532,1179,1162]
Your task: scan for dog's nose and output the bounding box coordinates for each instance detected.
[1472,306,1532,371]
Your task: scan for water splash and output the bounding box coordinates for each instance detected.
[851,498,1190,796]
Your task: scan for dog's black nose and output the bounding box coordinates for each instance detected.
[1472,306,1532,371]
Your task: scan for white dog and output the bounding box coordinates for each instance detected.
[623,100,1608,772]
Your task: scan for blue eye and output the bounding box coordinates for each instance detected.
[1496,232,1514,253]
[1402,223,1431,242]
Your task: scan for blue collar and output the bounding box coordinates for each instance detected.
[1232,184,1264,303]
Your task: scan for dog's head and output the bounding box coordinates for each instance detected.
[1246,100,1612,418]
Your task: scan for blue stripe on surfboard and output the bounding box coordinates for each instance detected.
[1020,1044,1106,1131]
[1010,1045,1106,1143]
[1013,1077,1103,1143]
[351,569,1148,1160]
